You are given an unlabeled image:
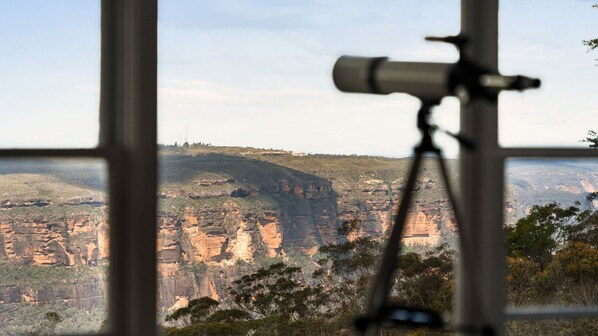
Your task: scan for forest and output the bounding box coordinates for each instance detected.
[161,201,598,336]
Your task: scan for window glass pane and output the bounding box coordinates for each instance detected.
[499,1,597,148]
[0,1,101,148]
[0,159,108,334]
[158,1,461,333]
[505,158,598,315]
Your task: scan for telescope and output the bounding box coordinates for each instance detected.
[333,36,541,102]
[333,57,452,100]
[333,35,541,336]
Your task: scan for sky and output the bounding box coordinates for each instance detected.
[0,0,596,157]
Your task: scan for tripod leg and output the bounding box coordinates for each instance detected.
[434,153,468,254]
[363,149,424,336]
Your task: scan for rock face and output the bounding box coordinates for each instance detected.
[0,211,108,267]
[5,151,598,332]
[0,153,453,325]
[157,203,286,266]
[504,159,598,224]
[155,177,342,313]
[0,202,109,334]
[334,176,447,245]
[152,155,452,314]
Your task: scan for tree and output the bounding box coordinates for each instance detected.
[505,200,598,306]
[26,311,63,336]
[583,5,598,51]
[584,4,598,64]
[581,130,598,149]
[229,262,327,320]
[537,241,598,306]
[505,256,540,305]
[505,203,579,270]
[313,220,381,318]
[166,297,220,326]
[394,245,455,313]
[314,219,455,327]
[205,309,251,323]
[566,209,598,249]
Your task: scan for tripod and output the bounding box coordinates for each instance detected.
[355,100,488,336]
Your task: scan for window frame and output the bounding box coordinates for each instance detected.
[1,1,596,335]
[460,1,598,333]
[0,0,158,335]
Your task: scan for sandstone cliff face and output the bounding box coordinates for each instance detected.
[157,202,286,267]
[5,152,597,332]
[155,171,340,313]
[0,209,108,267]
[334,176,448,245]
[0,201,108,333]
[0,154,452,322]
[0,272,106,310]
[153,166,451,313]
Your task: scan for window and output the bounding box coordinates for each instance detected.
[157,1,597,335]
[156,1,462,333]
[2,1,596,335]
[0,0,158,335]
[499,1,598,333]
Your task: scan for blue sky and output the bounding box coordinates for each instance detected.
[0,0,596,157]
[0,1,100,148]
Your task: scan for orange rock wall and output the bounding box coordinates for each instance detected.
[0,212,108,266]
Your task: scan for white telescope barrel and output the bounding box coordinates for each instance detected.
[333,56,453,100]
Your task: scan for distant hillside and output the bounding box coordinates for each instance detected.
[0,146,596,333]
[505,158,598,220]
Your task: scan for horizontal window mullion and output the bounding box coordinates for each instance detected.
[0,147,118,159]
[499,147,598,158]
[506,306,598,320]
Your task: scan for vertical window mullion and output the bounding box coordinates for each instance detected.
[101,0,158,335]
[459,0,505,334]
[101,1,126,334]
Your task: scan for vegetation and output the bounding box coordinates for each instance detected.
[0,264,102,286]
[229,262,326,320]
[505,203,579,271]
[583,5,598,56]
[1,306,106,335]
[505,202,598,334]
[163,133,598,335]
[161,198,598,335]
[163,219,455,336]
[1,141,596,334]
[167,297,222,325]
[581,130,598,149]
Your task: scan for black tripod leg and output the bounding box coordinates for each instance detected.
[363,149,424,336]
[434,152,468,254]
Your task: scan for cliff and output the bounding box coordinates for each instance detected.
[153,152,455,313]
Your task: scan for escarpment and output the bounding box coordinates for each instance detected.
[0,201,108,325]
[153,153,454,313]
[0,152,459,322]
[2,149,597,334]
[0,208,108,267]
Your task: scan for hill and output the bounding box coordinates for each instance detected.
[0,146,596,332]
